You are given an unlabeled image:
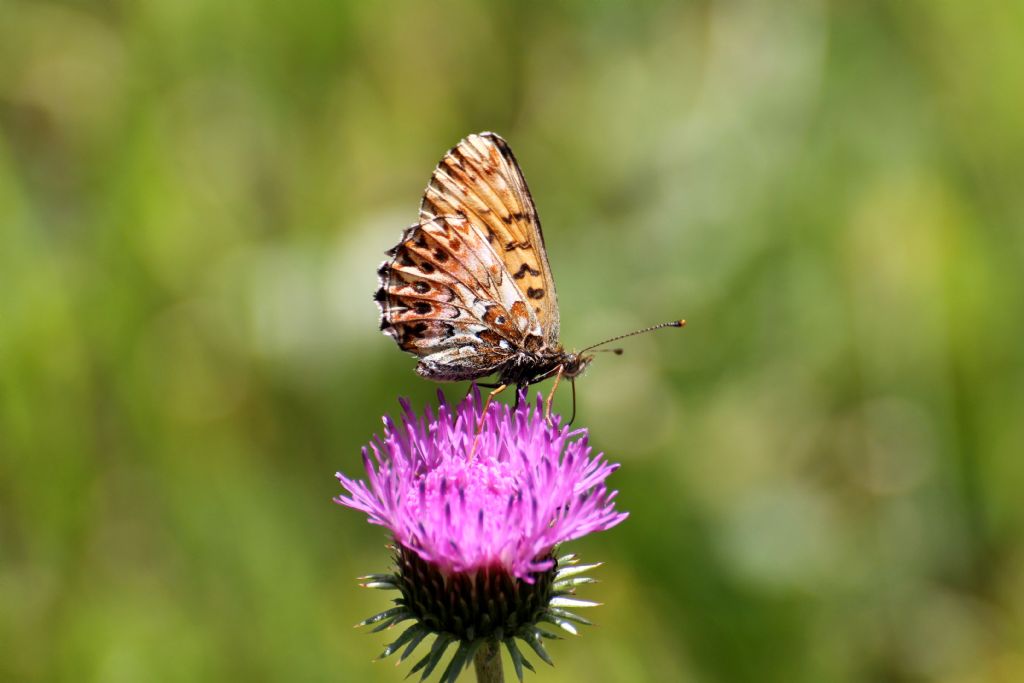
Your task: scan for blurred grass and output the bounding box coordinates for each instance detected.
[2,1,1023,681]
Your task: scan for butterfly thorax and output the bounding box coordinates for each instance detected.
[497,347,593,389]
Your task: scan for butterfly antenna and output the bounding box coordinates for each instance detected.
[580,319,686,354]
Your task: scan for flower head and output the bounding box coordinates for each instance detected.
[335,388,627,680]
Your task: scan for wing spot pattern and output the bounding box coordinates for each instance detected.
[501,211,526,225]
[404,322,429,340]
[512,263,541,280]
[476,330,503,345]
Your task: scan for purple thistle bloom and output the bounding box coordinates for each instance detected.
[335,388,627,580]
[334,388,628,681]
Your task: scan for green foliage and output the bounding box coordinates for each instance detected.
[2,1,1022,681]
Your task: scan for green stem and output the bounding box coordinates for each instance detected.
[473,638,503,683]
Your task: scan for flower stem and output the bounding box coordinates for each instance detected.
[473,638,503,683]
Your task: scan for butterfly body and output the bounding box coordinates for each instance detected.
[376,132,685,417]
[493,347,592,390]
[376,132,580,395]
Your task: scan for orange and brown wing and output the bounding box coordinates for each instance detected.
[376,215,540,381]
[419,132,560,346]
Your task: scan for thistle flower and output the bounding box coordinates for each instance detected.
[335,388,628,682]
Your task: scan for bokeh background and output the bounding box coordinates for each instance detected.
[3,1,1023,681]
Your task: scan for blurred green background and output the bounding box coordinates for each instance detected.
[3,1,1023,681]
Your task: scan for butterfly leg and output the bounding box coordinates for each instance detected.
[478,383,508,425]
[544,366,564,426]
[467,382,500,402]
[470,384,508,460]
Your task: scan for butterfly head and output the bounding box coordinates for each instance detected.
[561,351,594,379]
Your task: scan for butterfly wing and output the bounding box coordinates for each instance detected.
[419,132,561,346]
[376,215,542,381]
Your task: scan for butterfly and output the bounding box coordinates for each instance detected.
[375,132,684,421]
